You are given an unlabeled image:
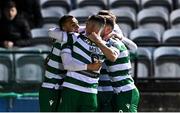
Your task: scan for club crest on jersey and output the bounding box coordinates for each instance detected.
[90,53,100,63]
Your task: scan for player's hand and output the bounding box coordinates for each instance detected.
[87,60,102,71]
[88,32,102,43]
[103,31,124,41]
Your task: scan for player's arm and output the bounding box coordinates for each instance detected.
[61,49,102,71]
[113,24,138,51]
[48,26,86,42]
[48,27,69,42]
[121,37,138,51]
[60,33,102,71]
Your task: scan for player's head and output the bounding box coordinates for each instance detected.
[2,1,17,20]
[85,15,106,36]
[97,10,116,24]
[101,15,115,38]
[97,10,116,39]
[58,15,79,32]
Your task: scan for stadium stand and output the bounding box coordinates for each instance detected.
[42,23,59,29]
[141,0,173,13]
[110,7,136,29]
[137,7,169,41]
[118,23,132,38]
[162,29,180,46]
[131,47,153,78]
[170,9,180,28]
[177,0,180,8]
[0,48,13,84]
[41,9,62,25]
[31,28,49,39]
[76,0,108,9]
[31,28,53,46]
[153,47,180,78]
[129,28,161,46]
[43,6,68,16]
[41,0,72,12]
[137,7,169,29]
[68,8,94,23]
[13,47,46,92]
[109,0,140,13]
[81,6,102,14]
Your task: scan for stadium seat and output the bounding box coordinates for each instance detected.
[81,6,102,15]
[13,47,46,91]
[137,7,169,29]
[176,0,180,8]
[131,47,153,78]
[139,23,165,36]
[129,28,161,46]
[109,0,140,13]
[41,9,62,24]
[118,23,133,38]
[154,47,180,78]
[110,7,136,29]
[31,28,49,39]
[68,8,94,23]
[43,6,68,16]
[141,0,173,13]
[170,9,180,28]
[42,23,59,29]
[34,45,51,53]
[31,28,53,46]
[76,0,108,9]
[162,29,180,46]
[41,0,71,12]
[0,48,14,84]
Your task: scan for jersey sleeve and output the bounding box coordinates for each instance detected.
[48,27,72,43]
[60,32,87,71]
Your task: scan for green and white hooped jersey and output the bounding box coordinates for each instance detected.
[98,63,113,92]
[61,33,105,94]
[41,41,66,90]
[105,39,136,93]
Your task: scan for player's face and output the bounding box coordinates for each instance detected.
[85,21,93,35]
[102,25,113,40]
[63,17,79,32]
